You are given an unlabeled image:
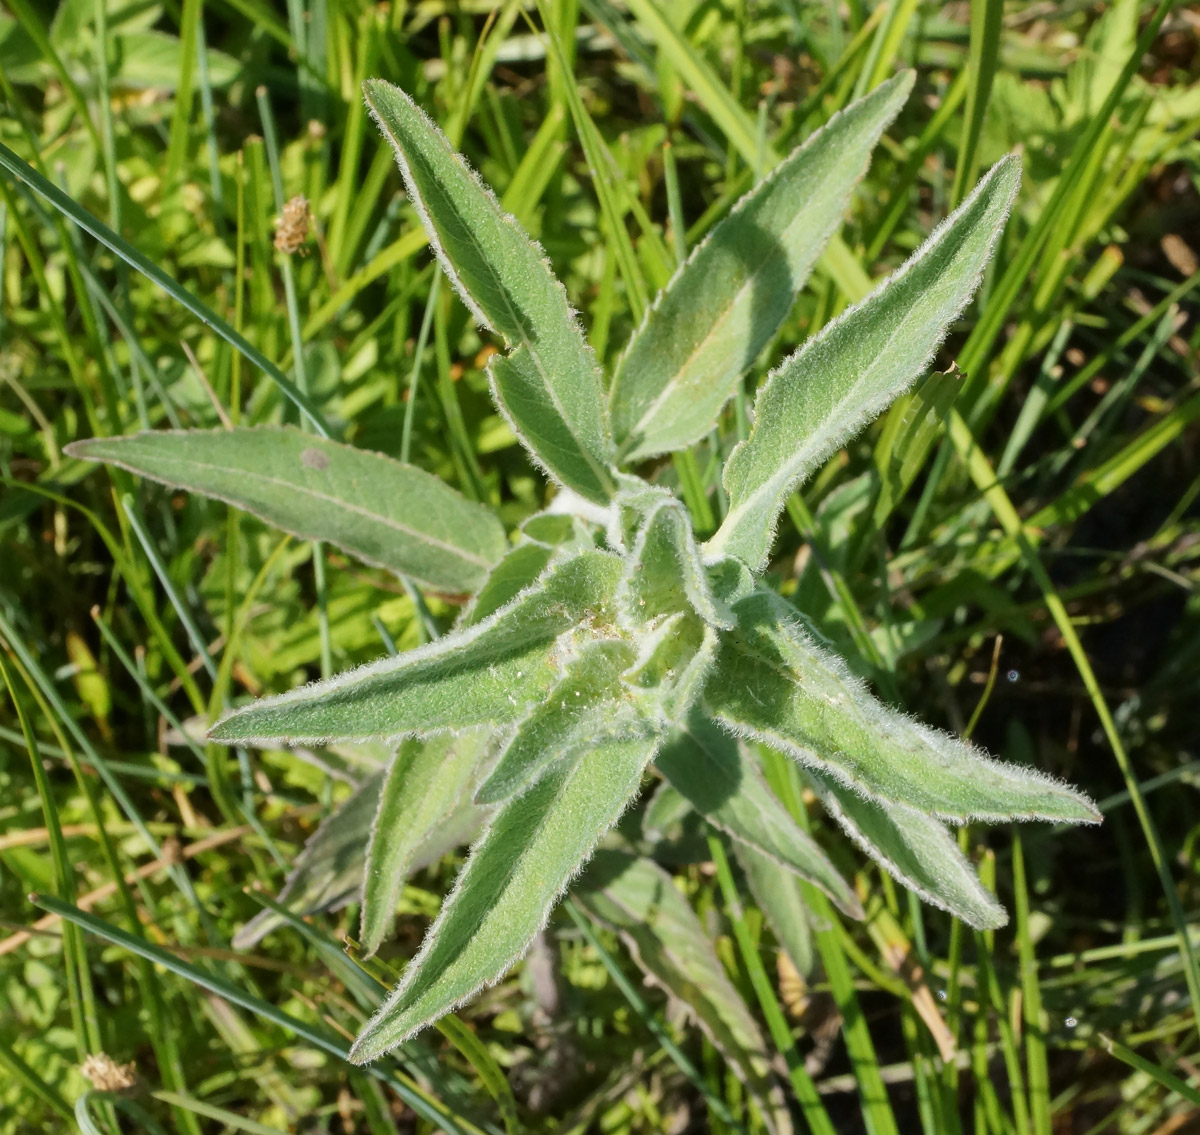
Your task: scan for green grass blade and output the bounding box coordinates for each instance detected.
[28,895,477,1134]
[0,141,330,435]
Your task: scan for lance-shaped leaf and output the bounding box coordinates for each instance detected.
[349,733,659,1060]
[574,850,792,1135]
[808,770,1006,930]
[361,731,489,956]
[364,79,617,503]
[210,551,623,746]
[474,638,645,805]
[654,717,860,917]
[232,769,383,950]
[460,542,555,628]
[706,589,1100,824]
[67,427,507,594]
[609,72,913,463]
[710,156,1022,570]
[733,842,815,977]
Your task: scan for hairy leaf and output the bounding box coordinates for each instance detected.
[474,639,645,805]
[67,427,506,594]
[349,733,658,1059]
[460,542,555,628]
[210,551,624,746]
[654,717,860,916]
[575,850,792,1135]
[617,493,731,629]
[710,157,1022,569]
[364,79,617,502]
[609,72,913,462]
[361,732,489,956]
[808,771,1006,930]
[706,590,1100,824]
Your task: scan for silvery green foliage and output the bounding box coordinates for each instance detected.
[72,74,1100,1065]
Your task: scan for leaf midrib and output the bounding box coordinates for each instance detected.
[619,172,846,459]
[96,449,495,569]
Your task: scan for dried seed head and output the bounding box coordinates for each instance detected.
[274,195,312,255]
[80,1053,137,1092]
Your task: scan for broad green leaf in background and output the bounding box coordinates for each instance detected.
[710,156,1023,570]
[361,732,489,956]
[364,79,618,503]
[233,770,384,950]
[808,771,1007,930]
[349,732,660,1061]
[733,842,816,977]
[654,717,861,916]
[575,850,793,1135]
[609,72,914,462]
[210,551,624,745]
[66,428,507,595]
[706,591,1100,825]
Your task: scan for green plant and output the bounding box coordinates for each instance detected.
[66,71,1099,1066]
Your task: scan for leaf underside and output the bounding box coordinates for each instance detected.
[67,427,507,594]
[808,770,1007,930]
[360,731,489,956]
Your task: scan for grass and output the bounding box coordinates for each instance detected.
[2,0,1199,1131]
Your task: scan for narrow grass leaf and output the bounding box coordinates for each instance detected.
[575,849,792,1135]
[706,590,1100,824]
[654,717,861,916]
[349,733,659,1059]
[0,140,329,435]
[360,732,488,957]
[610,73,913,462]
[67,428,507,595]
[710,157,1022,570]
[807,771,1007,930]
[364,79,617,502]
[210,551,623,746]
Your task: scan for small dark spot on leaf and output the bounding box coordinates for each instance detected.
[301,447,329,471]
